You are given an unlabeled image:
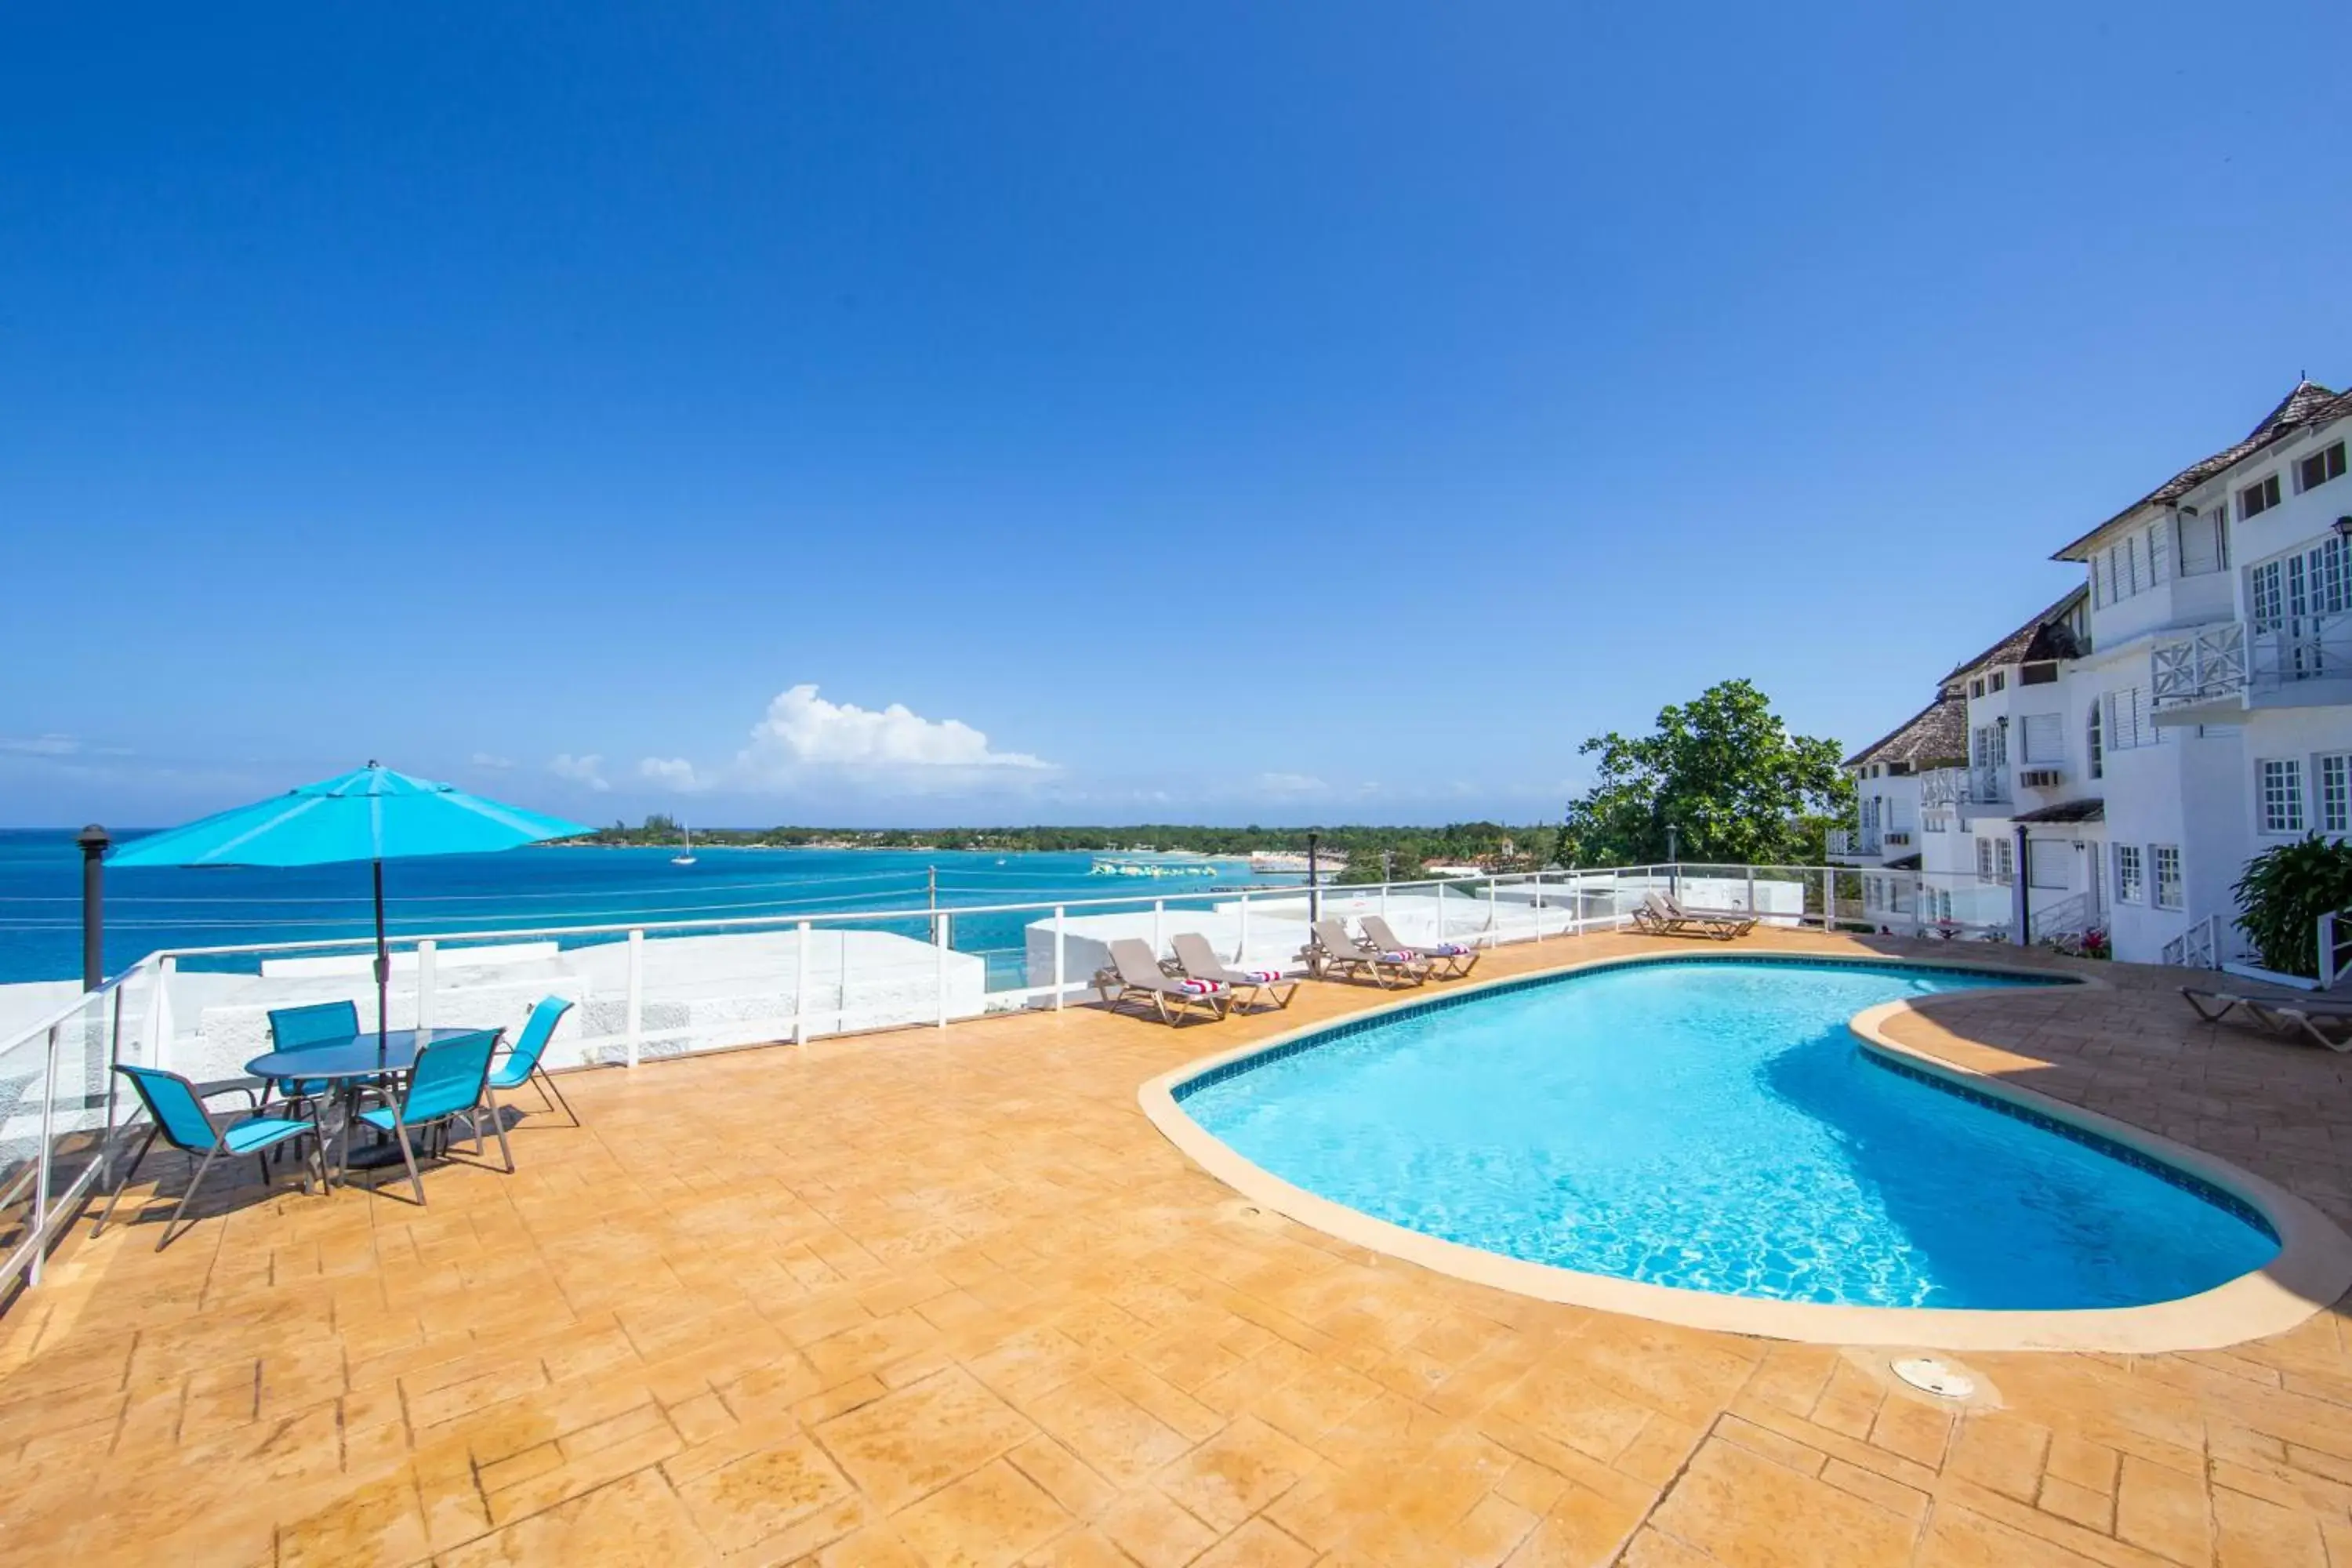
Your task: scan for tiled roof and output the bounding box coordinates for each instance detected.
[1844,690,1969,771]
[2053,379,2350,561]
[2014,798,2106,825]
[1939,587,2088,683]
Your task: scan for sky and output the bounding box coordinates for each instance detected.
[4,2,2349,829]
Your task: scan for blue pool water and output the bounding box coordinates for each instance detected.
[1178,960,2279,1311]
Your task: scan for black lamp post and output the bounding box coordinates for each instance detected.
[76,824,109,991]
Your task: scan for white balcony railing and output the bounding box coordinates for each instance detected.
[2154,614,2352,710]
[2151,621,2247,708]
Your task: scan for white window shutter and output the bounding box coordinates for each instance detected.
[2022,713,2063,764]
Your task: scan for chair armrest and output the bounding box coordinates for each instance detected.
[192,1076,266,1109]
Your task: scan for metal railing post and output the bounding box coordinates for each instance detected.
[414,939,437,1038]
[1152,898,1164,954]
[1745,867,1755,916]
[1486,875,1500,946]
[148,955,176,1073]
[1821,867,1835,931]
[625,928,644,1068]
[1530,871,1543,942]
[1053,906,1066,1011]
[794,921,812,1043]
[837,929,851,1035]
[2321,913,2339,989]
[1235,891,1250,964]
[936,913,950,1029]
[31,1023,59,1287]
[1436,883,1446,943]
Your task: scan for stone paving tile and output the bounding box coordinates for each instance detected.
[2,930,2350,1565]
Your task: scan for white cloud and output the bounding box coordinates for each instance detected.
[1256,771,1328,796]
[548,753,610,792]
[655,684,1053,797]
[2,734,82,757]
[640,756,704,791]
[470,752,516,771]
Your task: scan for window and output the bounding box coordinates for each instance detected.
[1973,723,2008,771]
[2177,507,2227,575]
[2027,840,2070,891]
[2020,662,2059,685]
[2321,753,2352,833]
[1989,670,2006,693]
[2298,441,2347,495]
[1976,837,2014,886]
[2020,713,2064,764]
[1969,677,1984,699]
[1887,760,1911,776]
[2086,702,2103,780]
[2152,845,2183,910]
[2261,758,2306,833]
[2102,687,2163,751]
[2241,474,2281,520]
[2114,844,2143,904]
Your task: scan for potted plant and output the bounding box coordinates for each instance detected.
[2232,834,2352,979]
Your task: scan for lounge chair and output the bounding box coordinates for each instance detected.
[1629,891,1747,942]
[1359,915,1479,980]
[487,995,581,1127]
[352,1029,510,1203]
[2181,965,2352,1040]
[1169,932,1298,1013]
[95,1066,327,1250]
[1304,920,1428,988]
[1663,892,1758,938]
[1092,938,1229,1025]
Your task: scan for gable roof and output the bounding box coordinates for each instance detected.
[1938,587,2089,683]
[1843,689,1969,771]
[2053,379,2351,561]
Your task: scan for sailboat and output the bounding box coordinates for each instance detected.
[671,822,697,866]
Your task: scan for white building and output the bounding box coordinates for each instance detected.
[1843,377,2352,965]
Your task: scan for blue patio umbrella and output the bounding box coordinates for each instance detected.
[108,764,591,1062]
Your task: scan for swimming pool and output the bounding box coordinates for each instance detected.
[1171,958,2280,1313]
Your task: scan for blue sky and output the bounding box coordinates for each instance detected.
[4,2,2348,828]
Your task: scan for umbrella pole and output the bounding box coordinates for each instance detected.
[373,858,390,1068]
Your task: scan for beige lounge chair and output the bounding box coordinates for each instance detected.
[1303,920,1428,988]
[1358,915,1479,980]
[1663,892,1758,938]
[1629,891,1745,941]
[1169,933,1298,1013]
[2183,964,2352,1041]
[1092,938,1228,1025]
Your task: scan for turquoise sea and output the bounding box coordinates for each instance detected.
[0,830,1299,986]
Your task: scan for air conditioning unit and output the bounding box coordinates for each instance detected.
[2020,768,2063,789]
[1883,829,1913,847]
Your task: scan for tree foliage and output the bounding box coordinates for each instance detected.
[2232,834,2352,977]
[1557,680,1851,867]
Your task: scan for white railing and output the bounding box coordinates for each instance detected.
[2027,890,2094,945]
[2151,621,2249,709]
[1826,829,1878,858]
[2250,612,2352,691]
[2161,913,2223,971]
[2318,909,2352,989]
[2,857,2049,1299]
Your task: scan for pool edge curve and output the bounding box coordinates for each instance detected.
[1136,948,2352,1353]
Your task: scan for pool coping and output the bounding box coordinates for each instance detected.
[1136,946,2352,1352]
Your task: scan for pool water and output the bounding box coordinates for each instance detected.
[1178,960,2278,1311]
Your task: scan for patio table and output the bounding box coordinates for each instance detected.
[245,1029,475,1181]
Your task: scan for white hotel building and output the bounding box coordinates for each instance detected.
[1835,379,2352,967]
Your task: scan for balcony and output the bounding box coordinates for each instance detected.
[2153,614,2352,722]
[1918,767,2009,812]
[1826,828,1879,858]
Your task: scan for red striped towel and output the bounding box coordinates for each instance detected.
[1238,968,1283,983]
[1178,978,1228,994]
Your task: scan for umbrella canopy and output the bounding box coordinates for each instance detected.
[108,764,590,869]
[110,764,593,1060]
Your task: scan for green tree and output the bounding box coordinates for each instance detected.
[1557,680,1851,866]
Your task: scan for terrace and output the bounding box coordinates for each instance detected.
[2,927,2350,1566]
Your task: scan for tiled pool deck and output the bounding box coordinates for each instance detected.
[2,931,2348,1566]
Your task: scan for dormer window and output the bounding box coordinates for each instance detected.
[2299,441,2347,495]
[1969,677,1984,699]
[2240,474,2281,521]
[1988,670,2006,693]
[2020,661,2059,686]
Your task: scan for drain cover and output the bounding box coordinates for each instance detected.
[1891,1357,1976,1399]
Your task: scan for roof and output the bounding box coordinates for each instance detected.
[1939,587,2089,683]
[2053,379,2352,561]
[2013,798,2106,825]
[1843,690,1969,771]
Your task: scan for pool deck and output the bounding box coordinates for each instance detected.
[3,930,2349,1566]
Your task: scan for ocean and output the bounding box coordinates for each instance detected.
[0,830,1298,985]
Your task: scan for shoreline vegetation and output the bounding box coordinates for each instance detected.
[563,818,1561,882]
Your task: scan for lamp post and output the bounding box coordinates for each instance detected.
[76,824,109,991]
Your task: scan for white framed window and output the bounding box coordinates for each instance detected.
[2020,713,2064,764]
[2260,758,2306,833]
[2027,840,2070,891]
[2086,702,2103,780]
[2177,506,2227,575]
[1996,838,2013,884]
[2240,473,2281,521]
[2102,687,2164,751]
[2296,441,2346,495]
[2321,753,2352,834]
[1989,670,2006,693]
[2152,844,2183,910]
[2114,843,2143,904]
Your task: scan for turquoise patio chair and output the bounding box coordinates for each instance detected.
[266,999,359,1111]
[487,996,580,1127]
[354,1028,509,1203]
[95,1065,325,1250]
